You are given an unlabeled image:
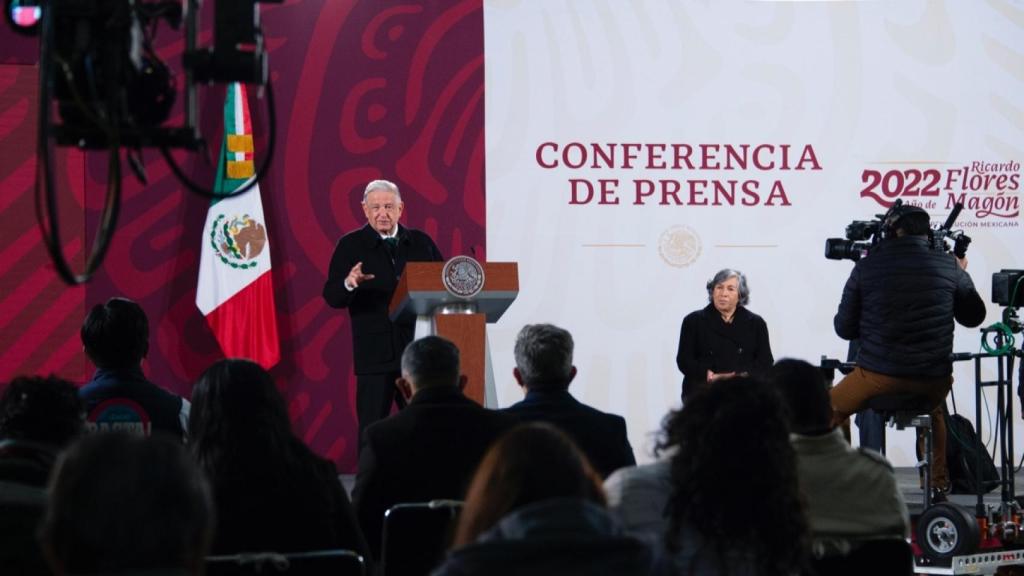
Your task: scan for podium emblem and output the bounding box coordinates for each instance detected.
[442,256,485,298]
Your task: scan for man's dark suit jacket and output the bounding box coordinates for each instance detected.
[323,224,442,375]
[502,389,635,479]
[352,386,514,558]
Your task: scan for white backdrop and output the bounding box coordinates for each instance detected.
[484,0,1024,465]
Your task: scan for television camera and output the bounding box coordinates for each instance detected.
[824,199,971,262]
[4,0,280,285]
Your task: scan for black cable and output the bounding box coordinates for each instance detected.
[983,383,994,452]
[160,78,276,200]
[35,1,123,286]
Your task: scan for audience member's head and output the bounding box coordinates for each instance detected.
[81,297,149,370]
[658,377,807,576]
[0,376,83,447]
[39,433,213,575]
[512,324,576,391]
[188,358,292,471]
[453,422,604,547]
[398,336,465,398]
[768,358,833,435]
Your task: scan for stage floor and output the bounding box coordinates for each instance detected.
[896,466,1024,516]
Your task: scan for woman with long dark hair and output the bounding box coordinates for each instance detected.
[659,376,807,575]
[435,423,668,576]
[189,359,369,559]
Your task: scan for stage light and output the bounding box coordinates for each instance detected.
[4,0,41,35]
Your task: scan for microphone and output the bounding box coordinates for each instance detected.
[941,203,964,231]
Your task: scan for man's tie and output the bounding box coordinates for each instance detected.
[383,236,399,270]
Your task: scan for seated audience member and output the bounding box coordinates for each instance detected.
[0,375,84,486]
[660,377,808,576]
[189,359,370,559]
[603,443,673,539]
[79,297,189,441]
[433,423,669,576]
[0,376,85,575]
[768,358,909,538]
[39,433,213,576]
[353,336,514,559]
[503,324,635,478]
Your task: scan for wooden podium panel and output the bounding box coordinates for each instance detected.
[434,314,487,404]
[389,261,518,405]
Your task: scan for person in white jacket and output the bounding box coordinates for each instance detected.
[769,358,909,538]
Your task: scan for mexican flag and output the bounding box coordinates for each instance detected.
[195,83,280,369]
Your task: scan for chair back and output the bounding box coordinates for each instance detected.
[206,549,365,576]
[0,480,49,575]
[380,500,462,576]
[808,536,913,576]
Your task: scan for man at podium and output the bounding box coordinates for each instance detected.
[323,179,443,443]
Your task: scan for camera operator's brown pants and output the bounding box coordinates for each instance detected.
[830,367,953,490]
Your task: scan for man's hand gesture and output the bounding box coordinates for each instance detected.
[345,262,375,290]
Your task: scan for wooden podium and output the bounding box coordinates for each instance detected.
[389,260,519,405]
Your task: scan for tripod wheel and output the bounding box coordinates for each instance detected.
[916,503,980,560]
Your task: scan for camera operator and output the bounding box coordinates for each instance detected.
[831,204,986,499]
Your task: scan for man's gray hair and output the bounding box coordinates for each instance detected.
[401,336,460,389]
[705,268,751,306]
[514,324,574,389]
[362,179,402,202]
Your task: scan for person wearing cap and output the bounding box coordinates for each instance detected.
[830,203,986,499]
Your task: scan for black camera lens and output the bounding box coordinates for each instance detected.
[825,238,867,262]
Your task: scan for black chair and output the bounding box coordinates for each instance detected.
[0,480,49,576]
[380,500,462,576]
[807,536,914,576]
[863,393,936,508]
[206,549,365,576]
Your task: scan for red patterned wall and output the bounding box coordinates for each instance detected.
[0,0,485,473]
[0,65,88,382]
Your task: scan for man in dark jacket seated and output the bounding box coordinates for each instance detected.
[830,204,986,498]
[503,323,636,479]
[79,297,189,442]
[352,336,514,559]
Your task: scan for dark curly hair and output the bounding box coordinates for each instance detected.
[0,375,83,446]
[657,376,807,576]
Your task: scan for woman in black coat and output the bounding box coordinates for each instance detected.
[676,269,773,400]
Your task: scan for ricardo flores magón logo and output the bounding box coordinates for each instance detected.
[210,214,267,269]
[857,160,1021,228]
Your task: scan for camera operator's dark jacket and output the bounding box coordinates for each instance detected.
[834,236,986,377]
